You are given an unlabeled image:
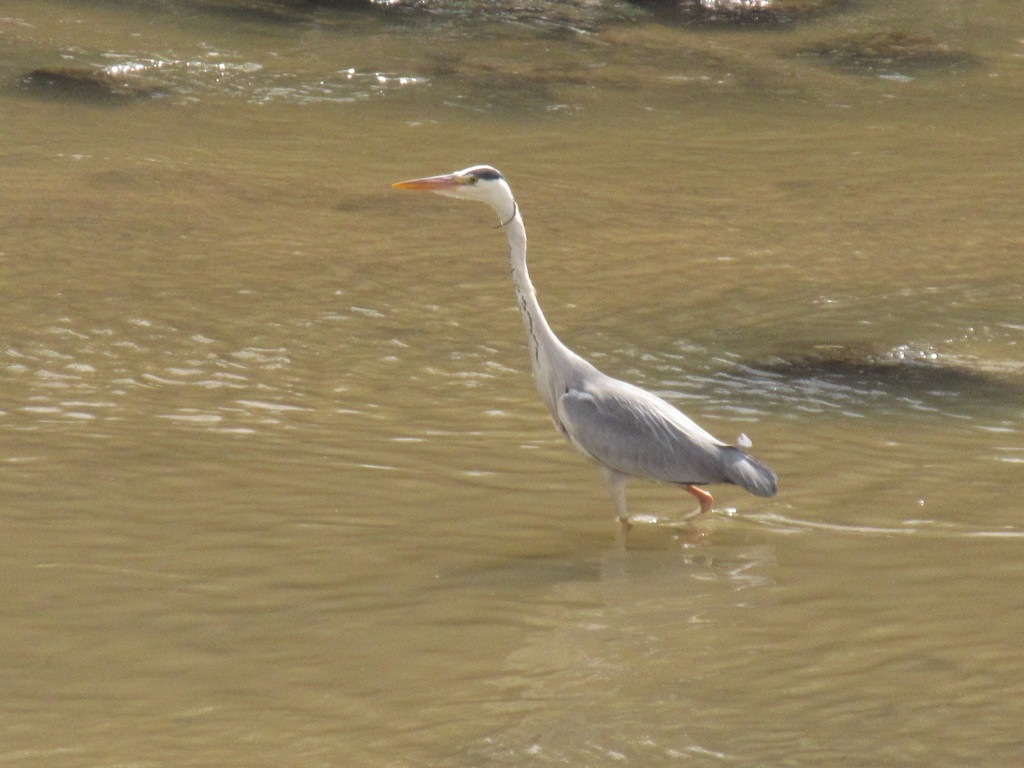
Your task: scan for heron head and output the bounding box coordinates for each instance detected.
[393,165,513,212]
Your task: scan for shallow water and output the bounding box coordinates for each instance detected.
[1,1,1023,766]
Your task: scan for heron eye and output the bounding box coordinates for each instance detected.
[467,176,479,185]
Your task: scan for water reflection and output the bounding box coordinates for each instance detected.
[459,532,1024,767]
[460,542,777,765]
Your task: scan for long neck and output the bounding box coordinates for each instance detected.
[501,203,583,415]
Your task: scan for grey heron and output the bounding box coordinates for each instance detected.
[393,165,777,533]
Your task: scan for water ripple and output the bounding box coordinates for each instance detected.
[0,316,319,434]
[97,52,429,105]
[742,511,1024,540]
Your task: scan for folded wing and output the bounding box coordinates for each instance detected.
[556,377,777,497]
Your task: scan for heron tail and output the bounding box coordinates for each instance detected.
[721,447,778,498]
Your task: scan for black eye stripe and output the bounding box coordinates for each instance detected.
[472,168,502,181]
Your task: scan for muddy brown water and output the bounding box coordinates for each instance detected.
[1,1,1023,766]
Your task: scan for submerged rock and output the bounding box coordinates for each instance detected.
[795,31,979,74]
[627,0,848,27]
[163,0,848,31]
[177,0,383,24]
[748,344,1023,400]
[180,0,641,31]
[18,66,163,103]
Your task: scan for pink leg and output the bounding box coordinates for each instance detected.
[683,485,714,516]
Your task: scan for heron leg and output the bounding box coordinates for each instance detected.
[602,468,631,526]
[615,516,632,550]
[682,485,714,517]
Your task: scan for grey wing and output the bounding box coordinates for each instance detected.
[556,378,730,486]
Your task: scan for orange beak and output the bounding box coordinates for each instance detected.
[392,173,465,191]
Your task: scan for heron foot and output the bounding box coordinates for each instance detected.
[615,513,654,548]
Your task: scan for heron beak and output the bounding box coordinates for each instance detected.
[392,173,465,191]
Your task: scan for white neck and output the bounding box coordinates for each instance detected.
[499,204,586,417]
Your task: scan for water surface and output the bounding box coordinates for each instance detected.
[1,1,1022,766]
